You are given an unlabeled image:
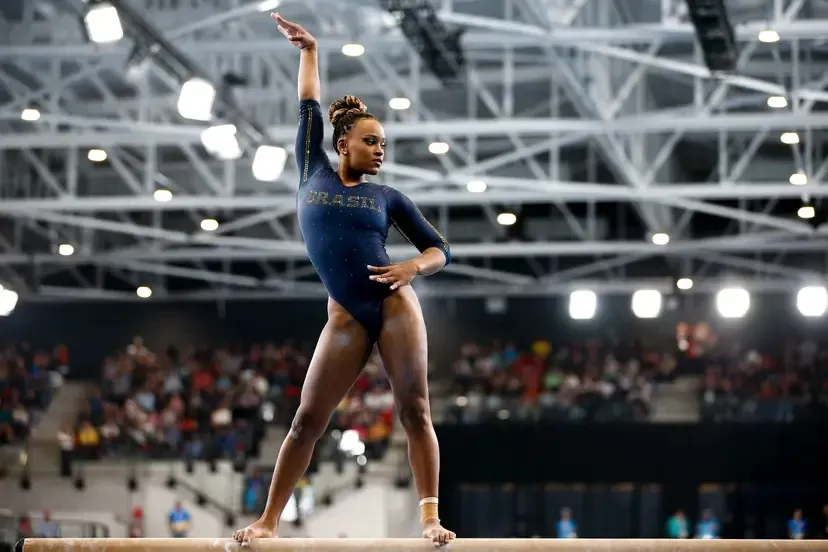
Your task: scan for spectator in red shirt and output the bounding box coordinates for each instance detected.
[191,369,214,392]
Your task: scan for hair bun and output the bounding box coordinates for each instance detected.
[328,95,368,126]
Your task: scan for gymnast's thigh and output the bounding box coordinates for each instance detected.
[300,299,374,409]
[327,293,384,342]
[376,287,429,397]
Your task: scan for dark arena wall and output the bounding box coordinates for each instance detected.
[437,422,828,538]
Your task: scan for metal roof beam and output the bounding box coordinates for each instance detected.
[26,277,817,302]
[1,233,826,264]
[0,183,826,214]
[2,111,826,149]
[5,20,828,60]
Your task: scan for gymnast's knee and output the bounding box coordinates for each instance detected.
[396,396,432,437]
[287,408,328,445]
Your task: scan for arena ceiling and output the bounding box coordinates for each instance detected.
[0,0,827,302]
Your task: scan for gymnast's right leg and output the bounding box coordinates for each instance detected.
[233,300,372,542]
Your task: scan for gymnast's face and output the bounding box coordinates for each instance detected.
[341,118,385,175]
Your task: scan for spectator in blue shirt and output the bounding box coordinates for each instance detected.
[696,509,719,539]
[167,501,192,538]
[35,511,60,538]
[556,508,577,538]
[666,509,689,538]
[788,509,806,539]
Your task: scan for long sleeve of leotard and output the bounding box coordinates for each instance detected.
[295,99,332,183]
[384,186,452,265]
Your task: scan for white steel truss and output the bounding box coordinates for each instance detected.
[1,0,827,302]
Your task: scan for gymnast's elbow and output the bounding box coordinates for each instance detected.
[427,243,452,268]
[413,245,451,277]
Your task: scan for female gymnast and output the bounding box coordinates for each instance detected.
[232,13,455,546]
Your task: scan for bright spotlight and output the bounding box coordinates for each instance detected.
[252,145,288,182]
[136,286,152,299]
[388,97,411,110]
[21,108,40,121]
[716,287,750,319]
[177,78,216,121]
[58,244,75,256]
[797,286,828,317]
[200,124,242,160]
[84,2,124,44]
[87,149,107,162]
[631,289,662,319]
[798,205,815,219]
[341,43,365,57]
[780,132,799,145]
[676,277,693,291]
[758,29,780,43]
[153,189,173,202]
[569,290,597,320]
[200,218,219,232]
[428,142,449,155]
[789,172,807,186]
[767,96,788,108]
[651,232,670,245]
[0,287,19,316]
[466,180,487,193]
[496,212,516,226]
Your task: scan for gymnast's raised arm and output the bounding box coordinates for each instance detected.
[271,12,319,101]
[270,12,331,180]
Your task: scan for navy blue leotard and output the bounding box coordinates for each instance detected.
[294,99,452,340]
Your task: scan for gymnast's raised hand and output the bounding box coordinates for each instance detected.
[270,12,316,50]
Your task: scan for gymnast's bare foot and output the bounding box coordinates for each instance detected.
[233,518,275,545]
[422,519,456,547]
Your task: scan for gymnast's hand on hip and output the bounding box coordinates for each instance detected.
[270,12,316,50]
[367,261,419,290]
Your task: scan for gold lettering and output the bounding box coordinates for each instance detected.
[307,192,382,212]
[361,197,381,212]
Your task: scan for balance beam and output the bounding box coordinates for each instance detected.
[15,538,828,552]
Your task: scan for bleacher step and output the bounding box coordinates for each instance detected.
[29,382,90,443]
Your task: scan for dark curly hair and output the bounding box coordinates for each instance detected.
[328,95,376,153]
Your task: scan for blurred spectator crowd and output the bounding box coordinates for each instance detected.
[70,338,396,467]
[444,338,664,423]
[71,337,304,462]
[8,326,827,463]
[0,343,65,446]
[443,329,828,424]
[701,338,828,422]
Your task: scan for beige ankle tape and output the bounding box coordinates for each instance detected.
[419,497,439,525]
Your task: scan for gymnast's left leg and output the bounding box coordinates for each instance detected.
[377,286,455,546]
